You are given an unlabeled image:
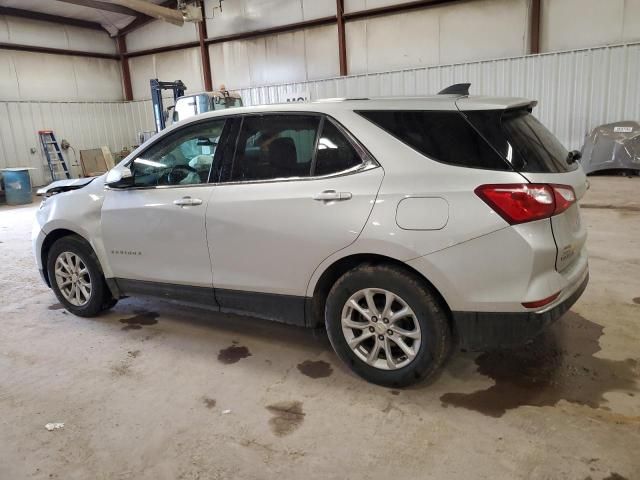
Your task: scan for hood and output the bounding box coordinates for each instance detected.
[36,177,96,197]
[580,121,640,174]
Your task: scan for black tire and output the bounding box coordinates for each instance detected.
[325,264,451,387]
[46,235,116,317]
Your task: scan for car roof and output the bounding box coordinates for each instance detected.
[170,94,534,130]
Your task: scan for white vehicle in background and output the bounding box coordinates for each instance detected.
[33,84,589,387]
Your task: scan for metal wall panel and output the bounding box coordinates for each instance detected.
[345,0,529,74]
[130,48,204,100]
[208,25,339,91]
[126,19,199,53]
[238,42,640,151]
[0,50,123,102]
[203,0,336,40]
[0,15,116,54]
[0,100,154,186]
[541,0,640,52]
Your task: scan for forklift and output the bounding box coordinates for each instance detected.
[150,78,243,133]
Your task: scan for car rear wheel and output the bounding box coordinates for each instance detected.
[325,264,450,387]
[47,235,117,317]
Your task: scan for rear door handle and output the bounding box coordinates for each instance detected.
[313,190,352,201]
[173,196,203,207]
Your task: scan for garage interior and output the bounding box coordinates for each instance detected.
[1,0,639,478]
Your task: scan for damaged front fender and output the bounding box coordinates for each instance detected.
[36,177,96,197]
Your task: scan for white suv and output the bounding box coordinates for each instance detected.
[33,85,589,387]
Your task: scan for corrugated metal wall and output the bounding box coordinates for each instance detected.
[0,101,154,186]
[238,42,640,152]
[2,42,638,185]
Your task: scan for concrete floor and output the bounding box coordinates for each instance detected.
[1,176,638,480]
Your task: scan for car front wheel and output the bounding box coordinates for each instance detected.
[325,264,451,387]
[47,235,116,317]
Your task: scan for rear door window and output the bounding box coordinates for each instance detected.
[230,115,320,181]
[357,110,511,171]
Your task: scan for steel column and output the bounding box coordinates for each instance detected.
[530,0,541,54]
[198,3,213,91]
[116,36,133,101]
[336,0,347,76]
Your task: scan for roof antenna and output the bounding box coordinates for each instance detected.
[438,83,471,96]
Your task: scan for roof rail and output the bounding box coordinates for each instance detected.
[438,83,471,96]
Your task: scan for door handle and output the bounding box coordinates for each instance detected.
[173,196,203,207]
[313,190,352,201]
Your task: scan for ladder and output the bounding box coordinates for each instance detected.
[38,130,70,181]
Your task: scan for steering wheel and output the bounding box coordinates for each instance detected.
[166,164,197,185]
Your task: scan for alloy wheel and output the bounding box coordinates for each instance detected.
[341,288,421,370]
[54,251,92,307]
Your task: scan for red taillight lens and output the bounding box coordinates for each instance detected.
[551,184,576,214]
[475,183,576,225]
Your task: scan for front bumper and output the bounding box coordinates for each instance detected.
[451,271,589,351]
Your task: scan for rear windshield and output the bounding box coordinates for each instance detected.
[357,110,510,171]
[357,108,576,173]
[465,108,576,173]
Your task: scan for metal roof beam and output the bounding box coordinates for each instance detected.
[0,5,104,31]
[55,0,144,18]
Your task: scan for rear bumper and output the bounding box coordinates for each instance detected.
[452,270,589,351]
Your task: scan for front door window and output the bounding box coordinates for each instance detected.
[130,119,226,187]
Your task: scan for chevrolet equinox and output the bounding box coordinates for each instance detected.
[33,84,589,387]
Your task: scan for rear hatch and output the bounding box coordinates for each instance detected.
[459,102,588,273]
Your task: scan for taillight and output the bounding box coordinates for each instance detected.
[550,184,576,214]
[475,183,576,225]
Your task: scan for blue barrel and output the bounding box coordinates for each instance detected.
[2,168,33,205]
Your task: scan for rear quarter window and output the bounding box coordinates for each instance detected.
[356,110,511,171]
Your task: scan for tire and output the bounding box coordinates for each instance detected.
[46,235,116,317]
[325,264,451,387]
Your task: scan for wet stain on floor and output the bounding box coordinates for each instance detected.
[127,350,141,358]
[596,474,629,480]
[202,397,216,409]
[119,311,159,331]
[217,344,251,364]
[48,303,64,310]
[632,297,640,305]
[266,401,305,436]
[296,360,333,378]
[111,364,131,376]
[440,312,639,417]
[390,390,401,396]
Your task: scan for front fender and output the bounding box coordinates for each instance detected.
[36,176,112,278]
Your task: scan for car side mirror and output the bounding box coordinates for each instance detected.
[105,166,134,188]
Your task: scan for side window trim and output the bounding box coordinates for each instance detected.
[206,116,238,183]
[217,112,378,185]
[309,116,325,177]
[226,115,245,184]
